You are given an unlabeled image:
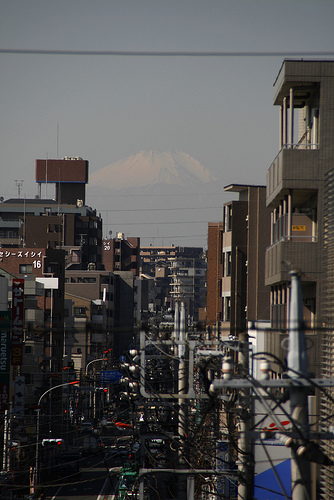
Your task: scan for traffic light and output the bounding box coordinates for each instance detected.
[42,438,63,447]
[119,349,140,400]
[10,442,18,452]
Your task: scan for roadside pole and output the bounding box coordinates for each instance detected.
[238,334,253,500]
[288,271,311,500]
[178,302,188,499]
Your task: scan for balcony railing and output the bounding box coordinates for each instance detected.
[273,213,316,243]
[282,142,319,150]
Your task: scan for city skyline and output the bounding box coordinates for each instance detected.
[1,0,334,247]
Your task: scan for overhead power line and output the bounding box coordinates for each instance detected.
[104,220,210,225]
[1,49,334,57]
[100,206,222,213]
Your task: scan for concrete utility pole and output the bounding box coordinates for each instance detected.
[238,333,253,500]
[178,302,188,499]
[288,271,311,500]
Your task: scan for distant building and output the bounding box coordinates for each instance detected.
[206,222,224,326]
[206,184,271,336]
[0,197,103,270]
[102,233,140,276]
[64,269,114,368]
[0,247,66,407]
[169,249,206,322]
[140,245,206,320]
[35,157,88,205]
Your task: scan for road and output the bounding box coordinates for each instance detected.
[42,452,121,500]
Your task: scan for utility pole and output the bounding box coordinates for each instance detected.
[178,302,188,499]
[237,332,253,500]
[288,271,311,500]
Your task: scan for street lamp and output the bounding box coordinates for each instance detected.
[85,357,108,376]
[34,380,80,489]
[85,358,108,420]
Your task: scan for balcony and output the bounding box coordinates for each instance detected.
[273,213,316,243]
[266,147,320,206]
[265,240,319,286]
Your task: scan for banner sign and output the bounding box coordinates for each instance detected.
[0,311,11,412]
[14,376,25,416]
[12,279,24,366]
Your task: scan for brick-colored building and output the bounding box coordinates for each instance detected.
[35,157,88,205]
[206,222,224,326]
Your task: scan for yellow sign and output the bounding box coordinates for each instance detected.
[292,225,306,231]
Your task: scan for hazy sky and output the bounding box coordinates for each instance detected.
[1,0,334,247]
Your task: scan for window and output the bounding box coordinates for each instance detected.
[222,253,225,277]
[78,277,96,283]
[224,205,232,232]
[225,297,231,321]
[19,264,32,274]
[73,307,87,317]
[226,252,232,276]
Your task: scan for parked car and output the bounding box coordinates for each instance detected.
[79,421,94,433]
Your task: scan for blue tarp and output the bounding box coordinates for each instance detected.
[254,459,291,500]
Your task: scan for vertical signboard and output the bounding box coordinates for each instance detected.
[12,279,24,366]
[14,375,25,416]
[216,440,238,499]
[0,311,11,413]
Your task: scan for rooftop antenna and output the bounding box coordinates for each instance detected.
[45,153,48,199]
[57,123,59,159]
[15,180,24,199]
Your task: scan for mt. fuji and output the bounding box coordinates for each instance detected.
[87,150,224,248]
[89,150,216,190]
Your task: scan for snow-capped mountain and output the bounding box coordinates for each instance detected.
[87,150,224,248]
[89,150,216,190]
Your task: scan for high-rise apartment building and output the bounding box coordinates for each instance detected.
[264,60,334,497]
[0,158,103,270]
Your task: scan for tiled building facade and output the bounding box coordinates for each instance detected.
[264,59,334,498]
